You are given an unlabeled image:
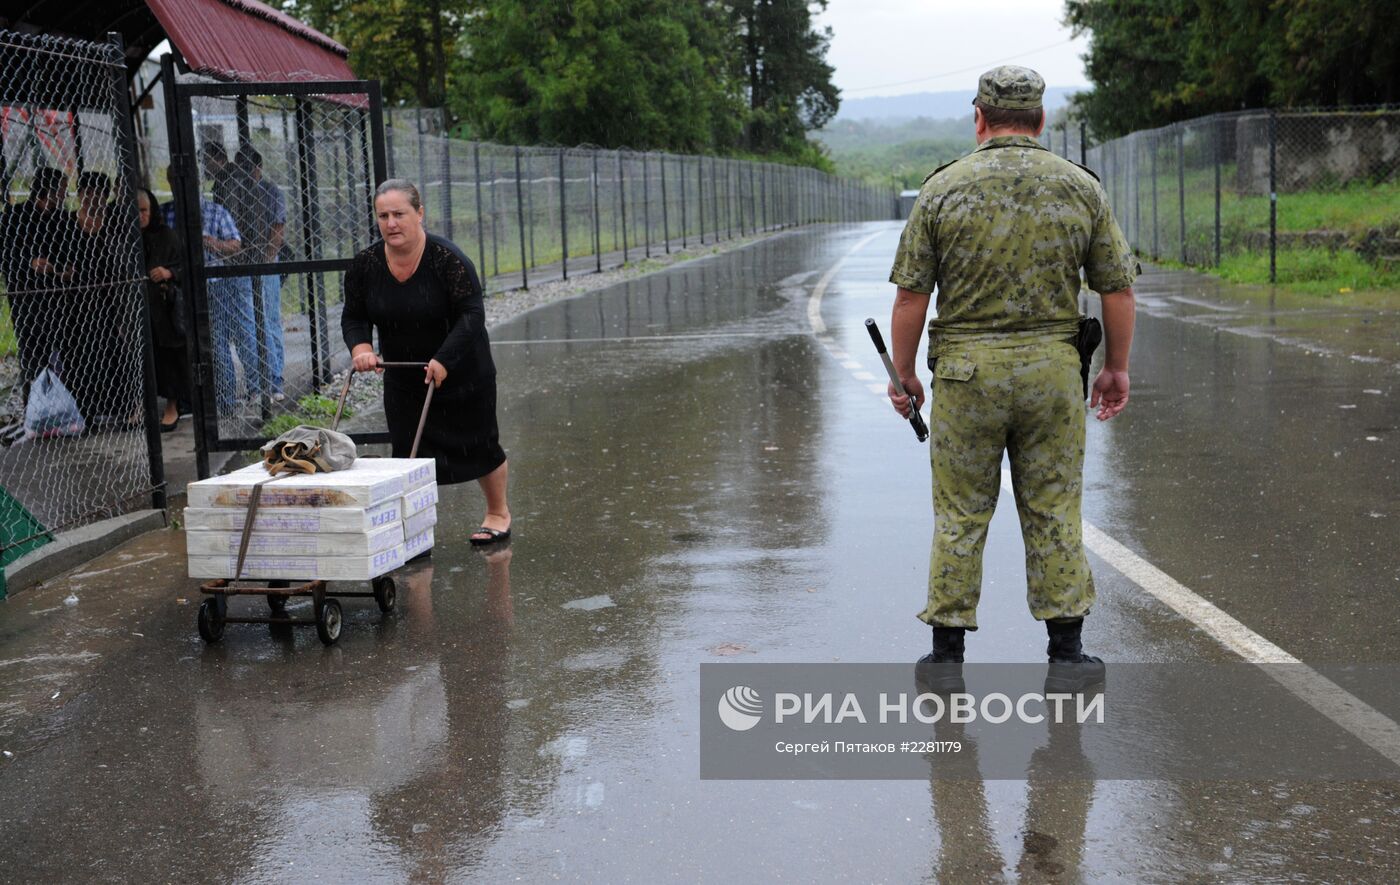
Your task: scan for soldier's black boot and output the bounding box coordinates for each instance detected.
[915,627,966,695]
[1044,618,1106,693]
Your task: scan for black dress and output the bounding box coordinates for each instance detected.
[141,223,190,406]
[341,234,506,484]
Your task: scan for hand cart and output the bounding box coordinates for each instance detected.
[196,360,435,646]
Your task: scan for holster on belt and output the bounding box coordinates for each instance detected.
[1074,316,1103,400]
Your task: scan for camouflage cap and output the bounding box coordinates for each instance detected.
[974,65,1045,110]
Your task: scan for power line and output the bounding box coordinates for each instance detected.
[843,38,1077,94]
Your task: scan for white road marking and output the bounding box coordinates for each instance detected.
[1000,474,1400,767]
[806,225,1400,770]
[806,230,885,336]
[69,553,167,580]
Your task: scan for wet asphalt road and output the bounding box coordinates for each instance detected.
[1,221,1398,882]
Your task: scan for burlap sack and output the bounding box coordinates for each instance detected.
[259,425,358,475]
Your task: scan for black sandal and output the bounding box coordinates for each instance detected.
[469,526,511,546]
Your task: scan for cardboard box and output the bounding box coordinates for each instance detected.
[403,506,437,539]
[183,498,402,533]
[184,520,404,557]
[187,543,405,581]
[403,527,435,560]
[402,483,439,518]
[187,459,435,509]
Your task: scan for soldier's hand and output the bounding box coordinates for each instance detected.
[1090,370,1130,421]
[888,375,925,419]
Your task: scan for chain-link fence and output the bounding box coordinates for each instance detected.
[155,65,383,463]
[1041,119,1090,168]
[0,29,161,587]
[1084,107,1400,285]
[383,108,893,291]
[135,91,892,461]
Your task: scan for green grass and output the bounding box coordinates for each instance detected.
[1118,153,1399,297]
[1214,248,1400,298]
[259,393,353,438]
[0,299,17,360]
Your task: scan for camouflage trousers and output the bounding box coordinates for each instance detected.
[919,324,1095,629]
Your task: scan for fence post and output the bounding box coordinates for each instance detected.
[697,155,705,244]
[660,153,670,253]
[1132,137,1141,248]
[1080,122,1087,166]
[713,157,721,240]
[618,151,628,263]
[294,98,330,387]
[1213,118,1222,266]
[680,155,688,248]
[489,152,500,276]
[474,143,486,285]
[110,33,165,510]
[760,164,767,230]
[1150,131,1159,259]
[1177,125,1186,264]
[727,160,735,237]
[1268,109,1277,284]
[416,108,427,201]
[592,151,602,272]
[442,128,452,239]
[385,107,396,176]
[750,164,757,234]
[642,152,651,258]
[559,148,569,279]
[514,146,528,288]
[525,151,536,269]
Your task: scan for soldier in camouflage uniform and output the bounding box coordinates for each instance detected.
[886,66,1138,675]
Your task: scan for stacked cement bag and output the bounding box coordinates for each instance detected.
[184,458,438,580]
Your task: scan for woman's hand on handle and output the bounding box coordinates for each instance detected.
[425,359,447,388]
[351,344,382,374]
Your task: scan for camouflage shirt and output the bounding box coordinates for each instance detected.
[889,135,1138,331]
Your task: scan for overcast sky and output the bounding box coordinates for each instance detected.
[815,0,1090,98]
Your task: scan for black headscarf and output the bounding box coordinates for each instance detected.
[141,188,167,232]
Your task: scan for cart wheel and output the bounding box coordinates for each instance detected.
[316,598,343,645]
[372,576,397,613]
[197,598,225,643]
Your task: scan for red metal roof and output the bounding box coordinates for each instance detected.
[145,0,356,85]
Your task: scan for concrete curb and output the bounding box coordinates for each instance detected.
[5,509,169,595]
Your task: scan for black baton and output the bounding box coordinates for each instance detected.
[865,318,929,442]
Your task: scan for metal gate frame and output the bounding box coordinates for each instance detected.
[161,59,388,478]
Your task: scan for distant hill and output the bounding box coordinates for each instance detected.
[835,87,1081,122]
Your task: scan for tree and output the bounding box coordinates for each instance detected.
[1064,0,1197,140]
[1067,0,1400,137]
[456,0,744,150]
[282,0,466,107]
[728,0,840,158]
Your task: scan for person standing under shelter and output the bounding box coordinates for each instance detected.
[0,167,76,402]
[234,146,287,401]
[164,169,257,412]
[885,66,1138,678]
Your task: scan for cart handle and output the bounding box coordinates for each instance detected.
[332,357,434,458]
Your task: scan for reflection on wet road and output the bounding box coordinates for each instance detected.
[0,223,1397,881]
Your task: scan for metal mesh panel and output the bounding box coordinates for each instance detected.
[0,30,157,567]
[171,76,378,446]
[1087,106,1400,285]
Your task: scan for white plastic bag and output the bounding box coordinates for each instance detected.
[24,368,85,439]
